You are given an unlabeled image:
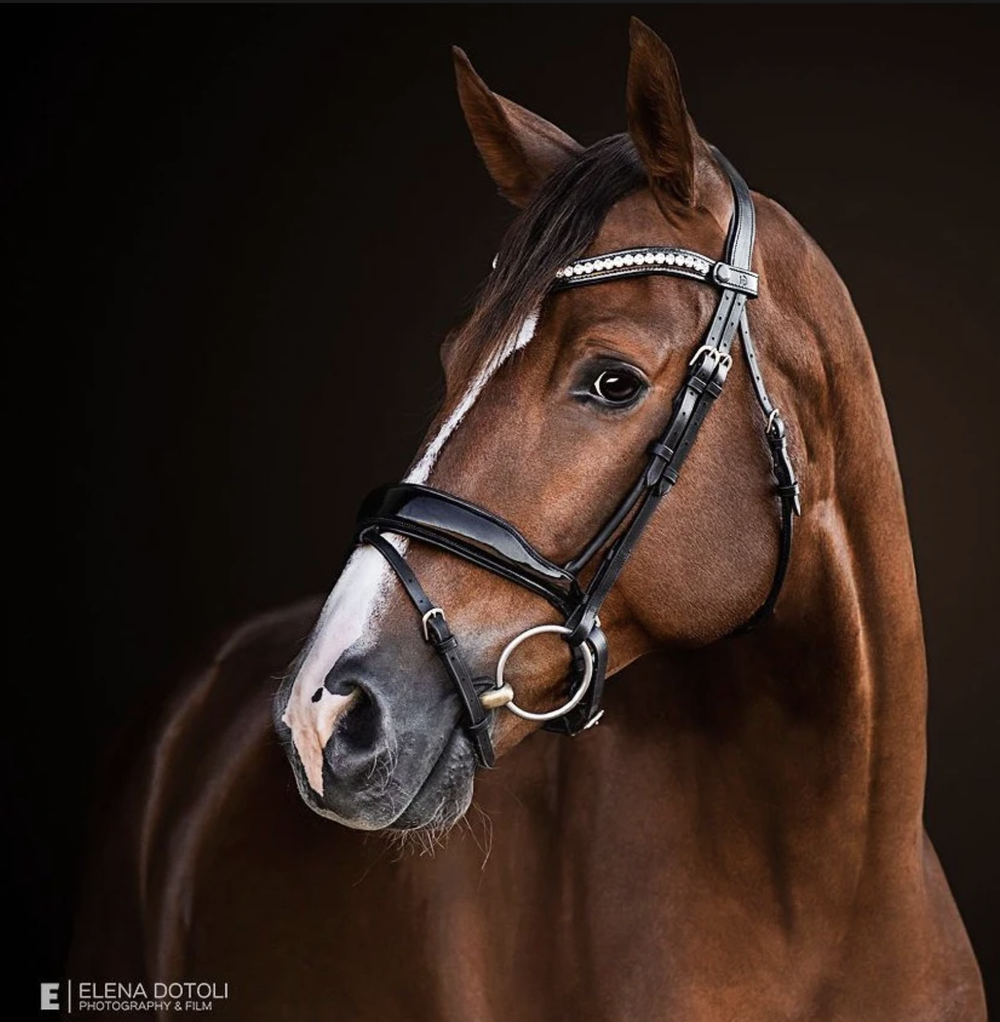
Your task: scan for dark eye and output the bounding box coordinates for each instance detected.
[590,367,646,406]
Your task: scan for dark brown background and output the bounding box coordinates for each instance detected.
[8,4,998,1011]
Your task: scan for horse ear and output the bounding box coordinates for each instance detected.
[626,18,699,214]
[453,47,583,208]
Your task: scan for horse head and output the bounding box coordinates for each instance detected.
[275,20,816,831]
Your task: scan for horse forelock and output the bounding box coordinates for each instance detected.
[448,133,646,387]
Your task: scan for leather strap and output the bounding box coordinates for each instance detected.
[363,532,496,768]
[565,347,733,648]
[713,151,800,632]
[738,312,801,511]
[727,288,800,634]
[739,311,775,420]
[562,153,795,671]
[713,145,755,271]
[358,512,576,613]
[542,624,609,736]
[730,470,794,636]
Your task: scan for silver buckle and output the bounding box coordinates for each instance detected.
[689,344,720,367]
[766,408,785,438]
[421,607,445,641]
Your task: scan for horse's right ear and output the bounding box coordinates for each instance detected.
[453,47,582,208]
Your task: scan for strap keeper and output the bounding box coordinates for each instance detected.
[434,634,458,654]
[713,262,759,296]
[564,610,600,650]
[765,410,803,516]
[655,465,679,495]
[644,442,676,488]
[465,715,492,735]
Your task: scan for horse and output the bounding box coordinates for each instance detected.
[71,20,986,1021]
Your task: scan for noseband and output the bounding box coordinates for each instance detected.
[355,149,801,769]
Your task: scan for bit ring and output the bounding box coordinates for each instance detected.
[493,624,594,722]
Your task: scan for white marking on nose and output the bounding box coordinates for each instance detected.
[283,311,539,796]
[406,311,538,485]
[282,547,389,795]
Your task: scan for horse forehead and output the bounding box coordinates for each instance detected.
[588,191,673,249]
[545,277,710,346]
[588,188,727,255]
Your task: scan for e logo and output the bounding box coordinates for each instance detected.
[40,982,60,1010]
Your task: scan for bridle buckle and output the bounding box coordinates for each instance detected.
[766,407,784,438]
[421,607,445,641]
[689,344,720,366]
[689,344,733,371]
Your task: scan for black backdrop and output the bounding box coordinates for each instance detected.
[8,4,998,1009]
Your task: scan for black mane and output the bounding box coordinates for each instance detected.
[453,133,646,375]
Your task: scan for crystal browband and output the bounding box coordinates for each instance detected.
[552,247,759,297]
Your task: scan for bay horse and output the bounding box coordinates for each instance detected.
[72,21,986,1021]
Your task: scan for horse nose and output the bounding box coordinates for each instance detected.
[321,670,390,783]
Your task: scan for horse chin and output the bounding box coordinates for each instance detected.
[388,728,476,833]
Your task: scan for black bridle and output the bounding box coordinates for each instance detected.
[355,149,800,769]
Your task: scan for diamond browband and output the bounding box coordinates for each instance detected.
[551,247,758,296]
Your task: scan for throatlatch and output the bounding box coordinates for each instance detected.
[355,148,800,768]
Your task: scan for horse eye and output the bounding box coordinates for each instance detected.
[591,367,645,406]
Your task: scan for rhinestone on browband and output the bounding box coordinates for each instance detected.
[552,246,758,297]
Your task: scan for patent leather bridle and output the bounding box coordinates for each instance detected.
[356,149,801,769]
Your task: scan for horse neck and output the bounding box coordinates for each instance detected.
[589,265,928,894]
[766,260,931,848]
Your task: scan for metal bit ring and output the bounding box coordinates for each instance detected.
[492,624,594,722]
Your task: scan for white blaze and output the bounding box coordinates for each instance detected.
[283,312,539,795]
[406,311,538,485]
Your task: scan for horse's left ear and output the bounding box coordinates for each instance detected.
[453,46,583,208]
[626,19,701,215]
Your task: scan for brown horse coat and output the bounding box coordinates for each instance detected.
[72,20,986,1022]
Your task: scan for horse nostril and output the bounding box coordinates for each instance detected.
[323,670,386,762]
[336,686,380,750]
[325,669,378,741]
[324,669,357,699]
